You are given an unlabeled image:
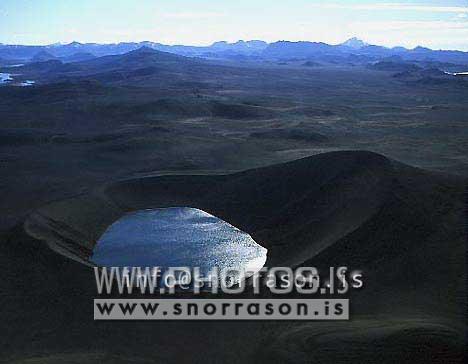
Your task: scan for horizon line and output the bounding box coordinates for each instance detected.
[0,37,466,53]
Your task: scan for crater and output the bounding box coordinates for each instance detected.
[24,151,391,269]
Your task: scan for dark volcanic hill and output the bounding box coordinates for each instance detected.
[6,46,230,85]
[78,46,193,70]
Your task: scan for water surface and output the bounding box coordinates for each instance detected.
[0,72,35,86]
[0,73,12,84]
[91,207,267,279]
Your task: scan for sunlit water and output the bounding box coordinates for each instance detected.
[17,80,35,86]
[0,73,12,84]
[0,72,35,86]
[91,207,267,281]
[445,71,468,76]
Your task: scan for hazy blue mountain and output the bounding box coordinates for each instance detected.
[0,45,44,60]
[262,41,339,59]
[61,52,96,63]
[1,38,468,66]
[211,40,267,52]
[340,37,368,49]
[31,50,58,62]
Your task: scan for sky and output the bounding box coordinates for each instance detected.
[0,0,468,50]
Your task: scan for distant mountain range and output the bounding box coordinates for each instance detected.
[1,38,468,66]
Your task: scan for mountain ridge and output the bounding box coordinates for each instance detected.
[2,38,468,65]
